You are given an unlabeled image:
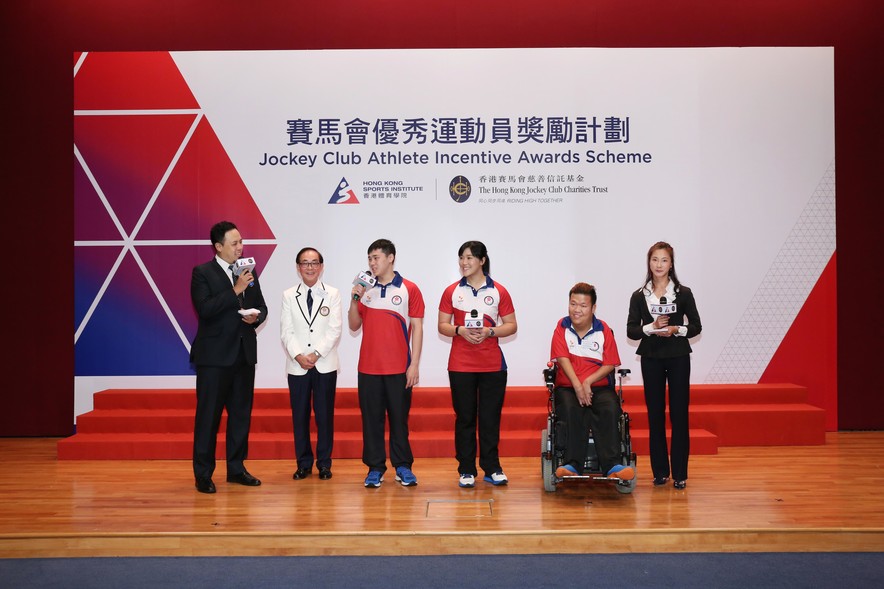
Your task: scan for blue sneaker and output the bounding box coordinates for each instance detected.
[395,466,418,486]
[364,471,384,488]
[607,464,635,481]
[483,471,508,486]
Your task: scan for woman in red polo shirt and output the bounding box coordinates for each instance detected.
[438,241,518,488]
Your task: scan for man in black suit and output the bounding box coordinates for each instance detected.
[190,220,268,494]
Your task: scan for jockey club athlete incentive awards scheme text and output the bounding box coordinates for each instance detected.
[257,115,653,168]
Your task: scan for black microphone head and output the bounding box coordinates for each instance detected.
[470,309,479,317]
[365,270,372,276]
[659,296,667,305]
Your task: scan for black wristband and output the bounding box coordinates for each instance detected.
[455,326,460,336]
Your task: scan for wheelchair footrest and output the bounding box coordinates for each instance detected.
[557,474,623,482]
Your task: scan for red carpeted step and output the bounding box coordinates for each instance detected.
[56,428,722,460]
[618,384,814,406]
[58,384,824,460]
[689,403,826,445]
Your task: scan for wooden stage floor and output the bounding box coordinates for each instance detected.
[1,433,883,558]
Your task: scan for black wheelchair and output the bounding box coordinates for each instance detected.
[540,361,637,493]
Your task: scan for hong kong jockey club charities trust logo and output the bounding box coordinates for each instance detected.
[328,177,360,204]
[449,175,471,203]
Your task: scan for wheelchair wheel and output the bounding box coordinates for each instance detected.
[614,456,637,494]
[614,478,636,494]
[540,429,557,492]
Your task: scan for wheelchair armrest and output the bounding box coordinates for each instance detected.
[543,361,558,388]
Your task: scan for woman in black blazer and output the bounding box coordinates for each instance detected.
[627,241,702,489]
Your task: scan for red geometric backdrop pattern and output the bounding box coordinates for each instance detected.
[74,52,276,376]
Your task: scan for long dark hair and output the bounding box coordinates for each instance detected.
[458,240,490,274]
[641,241,681,294]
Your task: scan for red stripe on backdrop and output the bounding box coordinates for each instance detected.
[760,254,837,430]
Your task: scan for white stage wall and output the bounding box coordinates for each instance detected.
[74,47,834,417]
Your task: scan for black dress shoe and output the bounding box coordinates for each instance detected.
[227,471,261,486]
[195,477,216,494]
[653,476,670,486]
[318,467,332,480]
[293,467,312,480]
[673,480,687,489]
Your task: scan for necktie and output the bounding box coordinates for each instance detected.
[229,264,244,304]
[307,289,314,315]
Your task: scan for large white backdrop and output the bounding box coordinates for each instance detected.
[74,47,834,416]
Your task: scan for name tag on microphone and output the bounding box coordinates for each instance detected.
[650,303,677,315]
[353,271,376,289]
[464,314,484,328]
[233,257,256,275]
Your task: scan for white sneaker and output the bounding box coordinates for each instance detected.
[483,471,508,486]
[459,474,476,488]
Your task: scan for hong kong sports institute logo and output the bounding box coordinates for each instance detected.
[328,177,360,204]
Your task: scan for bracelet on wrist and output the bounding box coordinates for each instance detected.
[455,326,460,336]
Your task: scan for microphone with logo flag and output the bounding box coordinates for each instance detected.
[352,270,376,301]
[464,309,484,328]
[233,257,256,287]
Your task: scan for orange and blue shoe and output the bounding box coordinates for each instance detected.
[555,463,579,478]
[607,464,635,481]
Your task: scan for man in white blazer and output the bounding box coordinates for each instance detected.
[280,247,342,480]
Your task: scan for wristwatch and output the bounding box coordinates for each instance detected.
[488,327,496,337]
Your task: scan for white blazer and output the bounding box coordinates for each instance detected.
[280,281,342,375]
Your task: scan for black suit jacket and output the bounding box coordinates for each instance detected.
[190,259,268,367]
[626,285,701,359]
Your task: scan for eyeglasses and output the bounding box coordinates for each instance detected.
[298,261,322,268]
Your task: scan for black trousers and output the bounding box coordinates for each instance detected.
[357,372,413,473]
[288,368,337,470]
[641,354,691,481]
[449,370,508,477]
[192,343,255,479]
[555,386,621,475]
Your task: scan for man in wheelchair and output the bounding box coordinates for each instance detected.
[549,282,634,482]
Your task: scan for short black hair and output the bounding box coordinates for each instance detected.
[296,247,324,264]
[210,221,238,247]
[569,282,597,306]
[367,238,396,258]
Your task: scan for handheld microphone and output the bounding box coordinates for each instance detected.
[464,309,484,328]
[352,270,376,301]
[650,295,676,316]
[233,257,256,287]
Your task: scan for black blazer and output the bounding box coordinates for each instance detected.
[189,260,268,367]
[626,285,701,359]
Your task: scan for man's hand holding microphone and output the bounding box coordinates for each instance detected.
[233,258,259,324]
[350,270,375,302]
